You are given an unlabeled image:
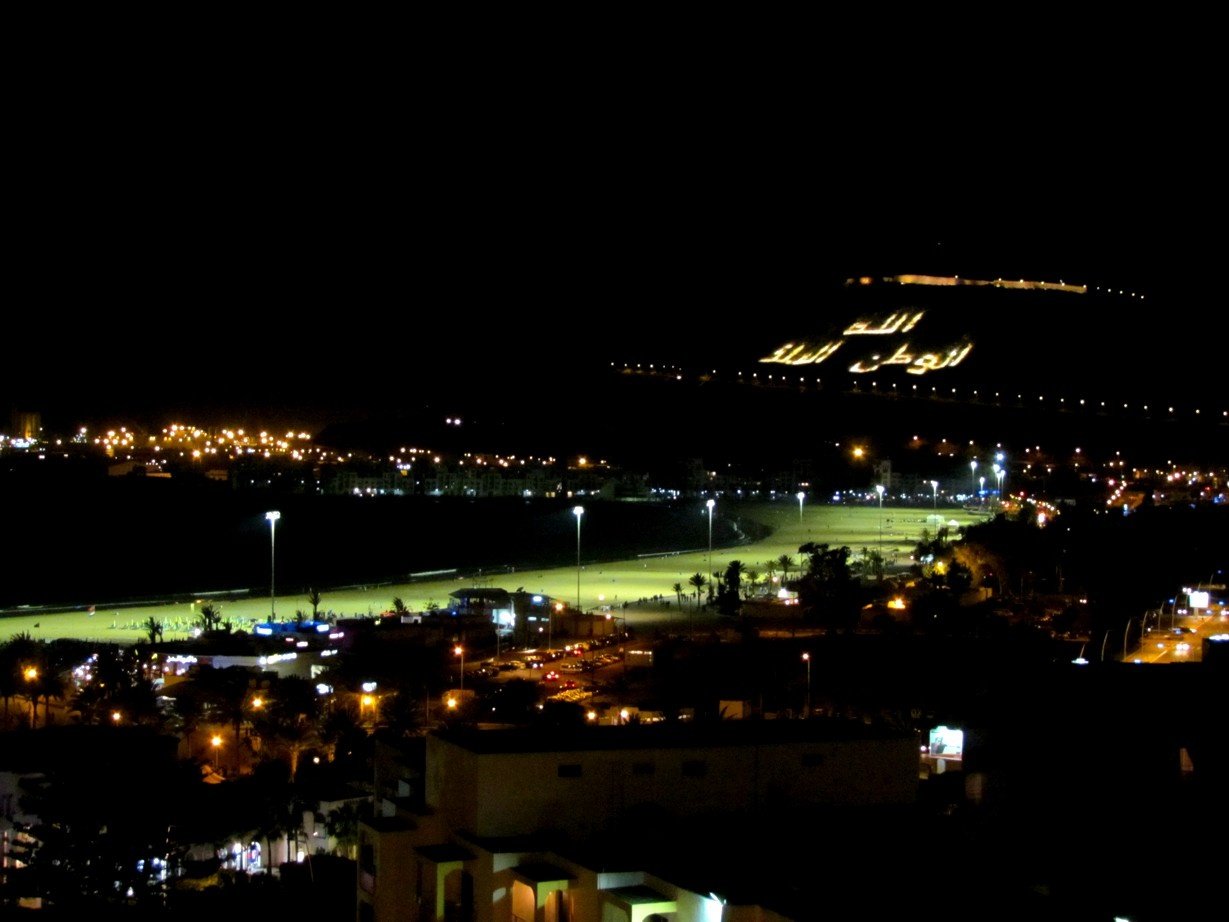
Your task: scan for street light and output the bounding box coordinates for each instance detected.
[930,480,939,511]
[568,505,584,652]
[875,484,885,550]
[796,491,805,525]
[706,498,716,599]
[801,652,811,717]
[265,511,281,619]
[22,666,38,728]
[970,459,978,495]
[993,463,1004,502]
[979,476,985,507]
[454,644,465,697]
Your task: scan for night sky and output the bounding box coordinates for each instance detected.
[6,79,1225,432]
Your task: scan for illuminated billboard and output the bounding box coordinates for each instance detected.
[928,726,964,760]
[1189,591,1210,610]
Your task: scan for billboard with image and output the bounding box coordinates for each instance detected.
[928,725,964,760]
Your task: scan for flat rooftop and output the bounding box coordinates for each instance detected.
[433,720,911,755]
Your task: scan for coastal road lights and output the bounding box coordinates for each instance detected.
[930,480,939,511]
[796,491,805,525]
[265,511,281,619]
[993,463,1004,502]
[970,459,978,495]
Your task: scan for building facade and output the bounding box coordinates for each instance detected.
[358,723,917,921]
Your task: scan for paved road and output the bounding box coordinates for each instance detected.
[1129,608,1228,663]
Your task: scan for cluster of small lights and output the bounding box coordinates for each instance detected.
[149,424,314,460]
[454,452,559,468]
[96,427,136,452]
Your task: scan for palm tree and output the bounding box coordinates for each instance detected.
[32,667,64,728]
[763,560,779,586]
[5,633,41,728]
[259,676,320,779]
[143,617,164,644]
[198,666,252,764]
[688,573,707,608]
[852,547,886,583]
[172,692,204,758]
[672,582,685,608]
[744,569,760,599]
[324,802,363,859]
[0,639,28,726]
[391,597,408,615]
[777,554,795,585]
[197,604,223,632]
[307,588,322,620]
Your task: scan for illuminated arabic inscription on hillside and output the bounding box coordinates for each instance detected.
[848,341,973,375]
[758,311,973,376]
[758,340,844,366]
[844,311,924,335]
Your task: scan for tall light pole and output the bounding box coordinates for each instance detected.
[995,452,1006,497]
[454,645,465,697]
[979,476,985,508]
[706,498,716,593]
[875,484,885,551]
[969,459,978,495]
[796,491,805,525]
[993,463,1004,503]
[801,652,811,717]
[930,480,939,511]
[567,505,584,652]
[265,510,281,619]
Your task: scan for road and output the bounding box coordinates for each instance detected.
[1129,608,1228,664]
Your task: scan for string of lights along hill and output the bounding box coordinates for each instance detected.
[614,274,1227,424]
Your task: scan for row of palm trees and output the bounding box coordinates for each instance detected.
[137,588,331,644]
[671,554,801,608]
